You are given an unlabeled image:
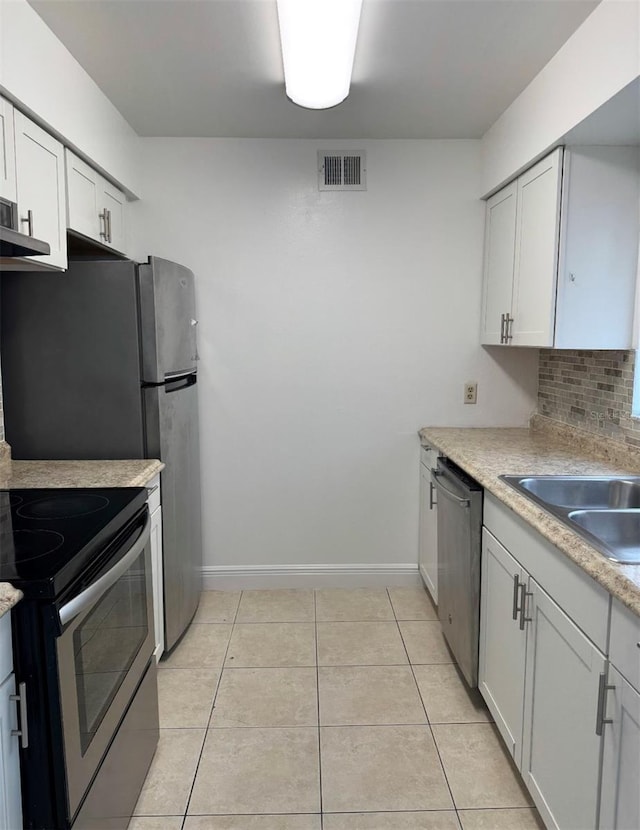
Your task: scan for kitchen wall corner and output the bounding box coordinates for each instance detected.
[538,348,640,449]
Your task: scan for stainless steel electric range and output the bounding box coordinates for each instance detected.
[0,487,159,829]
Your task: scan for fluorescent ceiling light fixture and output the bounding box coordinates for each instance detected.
[276,0,363,110]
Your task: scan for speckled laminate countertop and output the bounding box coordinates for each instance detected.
[419,419,640,618]
[0,458,164,489]
[0,583,23,618]
[0,457,164,617]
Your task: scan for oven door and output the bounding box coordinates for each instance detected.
[56,508,154,820]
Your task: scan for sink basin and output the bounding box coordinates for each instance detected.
[500,475,640,564]
[501,475,640,510]
[568,510,640,564]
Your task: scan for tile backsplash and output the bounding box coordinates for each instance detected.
[538,349,640,448]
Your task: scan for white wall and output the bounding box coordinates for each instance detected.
[0,0,141,196]
[481,0,640,195]
[133,139,538,578]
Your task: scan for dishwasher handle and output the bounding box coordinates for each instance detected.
[430,470,470,509]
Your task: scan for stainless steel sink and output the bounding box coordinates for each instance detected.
[500,475,640,564]
[504,475,640,510]
[568,510,640,564]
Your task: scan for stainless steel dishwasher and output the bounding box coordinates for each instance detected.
[431,457,483,687]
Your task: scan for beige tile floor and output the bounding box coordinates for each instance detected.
[132,587,545,830]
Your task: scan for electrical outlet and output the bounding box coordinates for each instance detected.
[464,382,477,404]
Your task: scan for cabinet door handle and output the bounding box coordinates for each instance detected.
[506,315,514,343]
[9,681,29,749]
[500,313,506,344]
[429,475,437,510]
[100,209,108,239]
[20,209,34,237]
[512,574,520,620]
[518,583,533,630]
[107,209,112,243]
[595,672,615,736]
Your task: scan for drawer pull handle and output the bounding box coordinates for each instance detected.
[518,583,533,630]
[595,672,615,736]
[512,574,520,621]
[10,681,29,749]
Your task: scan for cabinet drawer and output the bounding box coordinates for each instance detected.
[146,474,161,513]
[484,493,609,651]
[610,598,640,692]
[0,613,13,683]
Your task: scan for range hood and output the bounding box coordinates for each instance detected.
[0,225,51,257]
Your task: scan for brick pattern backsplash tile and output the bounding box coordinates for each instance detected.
[538,349,640,448]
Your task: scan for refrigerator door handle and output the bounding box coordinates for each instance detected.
[165,373,197,393]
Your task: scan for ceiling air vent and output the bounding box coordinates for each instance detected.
[318,151,367,191]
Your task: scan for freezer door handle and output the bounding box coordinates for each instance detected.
[164,368,197,382]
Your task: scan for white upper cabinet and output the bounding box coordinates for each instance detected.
[0,98,17,203]
[481,145,640,349]
[555,146,640,350]
[13,110,67,270]
[66,149,127,254]
[480,182,517,345]
[511,150,562,346]
[66,150,101,239]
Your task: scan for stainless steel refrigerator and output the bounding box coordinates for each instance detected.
[0,256,202,650]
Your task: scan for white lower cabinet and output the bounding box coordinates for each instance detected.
[479,529,527,762]
[521,578,605,830]
[0,616,22,830]
[147,475,164,661]
[150,504,164,661]
[599,667,640,829]
[600,599,640,829]
[480,498,612,830]
[418,447,439,603]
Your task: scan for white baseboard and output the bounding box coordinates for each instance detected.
[201,563,422,591]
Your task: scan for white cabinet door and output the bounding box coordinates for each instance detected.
[599,666,640,830]
[521,577,605,830]
[66,149,127,253]
[418,451,438,604]
[150,504,165,661]
[66,150,101,241]
[0,98,16,203]
[480,181,517,345]
[555,146,640,350]
[14,111,66,269]
[0,673,22,830]
[478,528,527,763]
[511,148,562,347]
[100,179,126,253]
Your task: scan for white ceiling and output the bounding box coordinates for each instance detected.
[29,0,600,139]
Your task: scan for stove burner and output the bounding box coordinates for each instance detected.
[11,529,65,560]
[7,494,23,507]
[17,494,110,521]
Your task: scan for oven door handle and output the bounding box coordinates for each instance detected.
[59,514,151,627]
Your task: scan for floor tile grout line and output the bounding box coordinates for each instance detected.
[179,589,242,822]
[392,594,461,817]
[313,589,324,829]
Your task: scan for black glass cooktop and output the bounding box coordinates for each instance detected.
[0,487,148,598]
